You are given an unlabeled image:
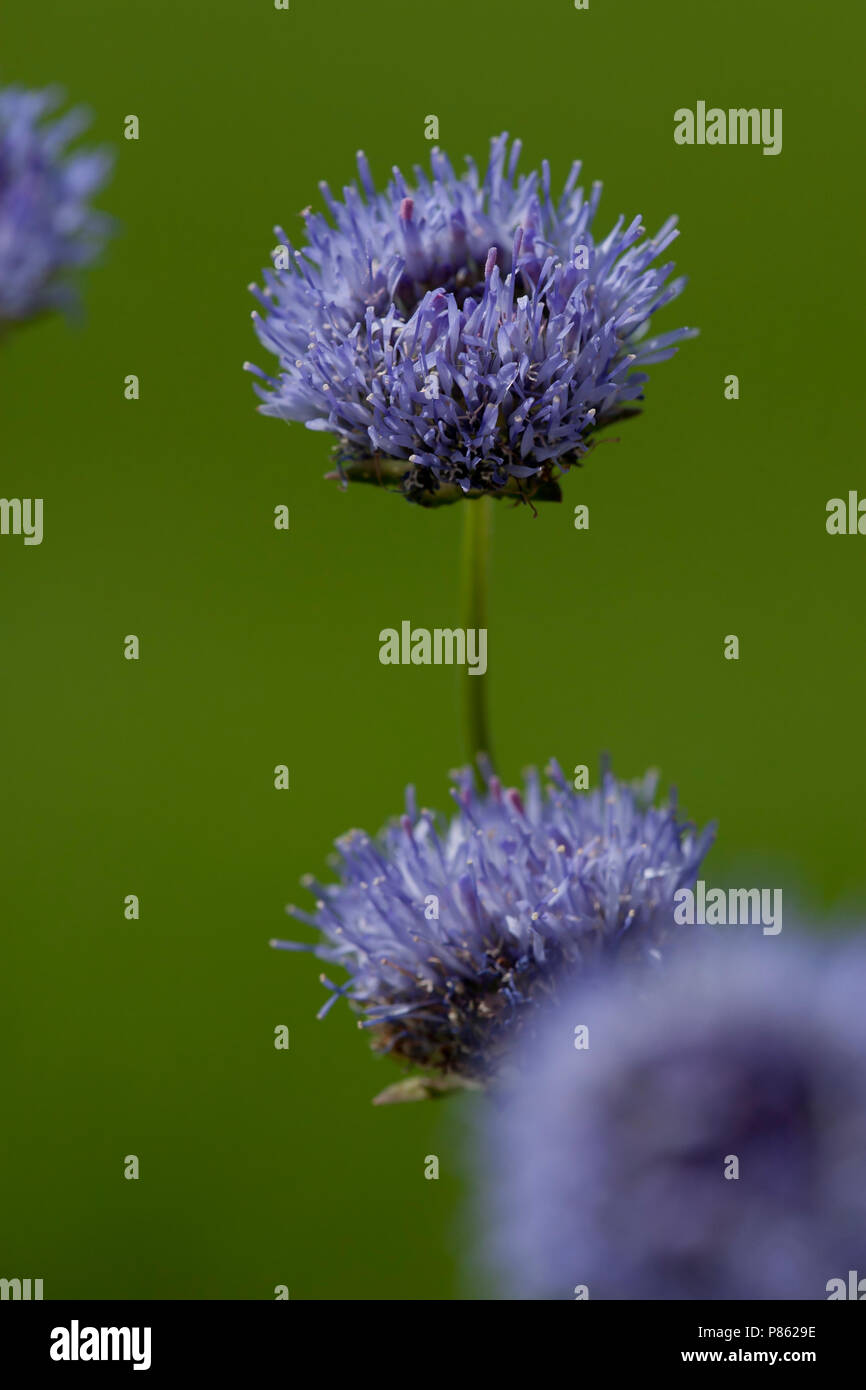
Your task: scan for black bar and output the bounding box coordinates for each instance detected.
[1,1300,860,1375]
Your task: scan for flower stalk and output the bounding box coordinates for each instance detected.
[461,495,494,774]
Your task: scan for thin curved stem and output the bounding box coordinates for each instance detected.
[460,496,494,774]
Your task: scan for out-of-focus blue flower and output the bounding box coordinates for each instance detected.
[482,937,866,1300]
[246,135,695,505]
[0,85,112,327]
[272,761,714,1081]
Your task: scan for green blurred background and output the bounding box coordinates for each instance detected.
[2,0,863,1299]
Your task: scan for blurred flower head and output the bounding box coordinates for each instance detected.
[246,135,695,506]
[482,936,866,1299]
[0,85,112,328]
[272,761,714,1084]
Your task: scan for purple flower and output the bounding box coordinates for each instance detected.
[482,936,866,1300]
[0,85,112,328]
[246,135,695,506]
[272,761,714,1084]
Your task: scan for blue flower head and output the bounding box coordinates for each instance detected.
[272,761,714,1086]
[0,85,112,328]
[481,936,866,1299]
[246,135,695,506]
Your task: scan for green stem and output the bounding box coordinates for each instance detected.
[460,496,494,773]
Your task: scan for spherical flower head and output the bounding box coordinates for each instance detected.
[246,135,696,506]
[0,85,112,328]
[272,761,714,1086]
[482,936,866,1299]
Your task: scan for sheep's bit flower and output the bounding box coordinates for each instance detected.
[247,135,695,506]
[272,761,714,1098]
[0,85,112,329]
